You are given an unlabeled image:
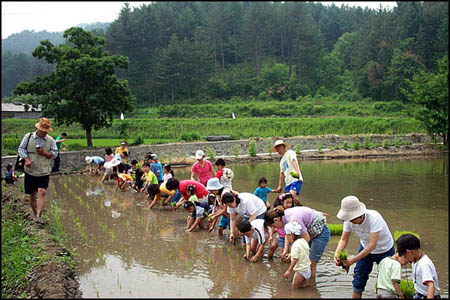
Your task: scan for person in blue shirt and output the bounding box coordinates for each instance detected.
[151,153,164,183]
[253,176,275,210]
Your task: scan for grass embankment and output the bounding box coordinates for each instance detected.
[1,183,78,298]
[2,116,424,155]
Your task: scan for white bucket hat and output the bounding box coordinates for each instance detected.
[206,177,223,191]
[105,157,121,169]
[195,150,205,160]
[337,195,367,221]
[85,156,93,164]
[284,221,302,235]
[271,140,290,152]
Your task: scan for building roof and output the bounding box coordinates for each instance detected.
[2,102,41,112]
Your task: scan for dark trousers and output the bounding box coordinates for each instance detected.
[52,152,60,172]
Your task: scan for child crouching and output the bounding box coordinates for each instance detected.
[283,221,311,289]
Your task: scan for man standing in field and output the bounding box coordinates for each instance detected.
[273,140,303,205]
[18,118,58,224]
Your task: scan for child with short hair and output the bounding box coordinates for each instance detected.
[130,159,144,192]
[283,221,311,289]
[140,162,158,193]
[4,164,18,184]
[396,234,441,299]
[253,176,275,210]
[184,200,207,232]
[147,183,161,209]
[376,250,408,298]
[237,218,271,263]
[215,158,234,190]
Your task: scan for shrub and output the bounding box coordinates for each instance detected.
[232,144,239,157]
[382,139,389,148]
[294,143,302,154]
[181,132,201,142]
[248,140,257,157]
[130,135,144,146]
[342,141,349,150]
[363,137,372,149]
[317,143,323,152]
[352,141,360,150]
[206,148,216,160]
[393,137,400,147]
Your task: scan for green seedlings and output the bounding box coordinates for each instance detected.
[394,231,420,241]
[337,249,349,273]
[399,280,414,298]
[317,142,323,152]
[328,224,343,235]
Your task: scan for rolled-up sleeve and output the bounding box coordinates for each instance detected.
[18,133,31,159]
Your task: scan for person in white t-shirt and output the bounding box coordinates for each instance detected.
[333,195,395,299]
[272,140,303,205]
[222,191,267,244]
[236,218,270,263]
[376,251,408,298]
[283,221,311,289]
[396,234,441,299]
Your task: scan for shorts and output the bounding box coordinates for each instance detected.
[284,180,303,195]
[104,167,113,175]
[296,267,311,280]
[377,288,397,298]
[277,236,285,248]
[5,177,15,184]
[413,292,441,299]
[24,172,50,194]
[309,224,330,262]
[218,215,230,229]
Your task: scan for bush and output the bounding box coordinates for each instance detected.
[248,140,257,157]
[352,141,360,150]
[393,137,400,147]
[232,144,239,157]
[181,132,201,142]
[294,143,302,154]
[130,135,144,146]
[206,148,216,160]
[363,137,372,149]
[317,143,323,152]
[342,141,349,150]
[382,139,389,148]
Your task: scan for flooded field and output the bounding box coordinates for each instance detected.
[47,156,448,298]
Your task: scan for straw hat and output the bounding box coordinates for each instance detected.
[35,118,52,132]
[271,140,290,152]
[284,221,302,235]
[336,195,366,221]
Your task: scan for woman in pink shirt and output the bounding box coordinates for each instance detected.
[191,150,215,186]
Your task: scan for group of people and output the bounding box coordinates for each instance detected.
[15,118,441,299]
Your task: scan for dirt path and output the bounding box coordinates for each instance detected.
[2,186,82,298]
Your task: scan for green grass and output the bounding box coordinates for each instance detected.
[1,202,43,298]
[2,116,425,155]
[394,230,421,241]
[328,223,343,235]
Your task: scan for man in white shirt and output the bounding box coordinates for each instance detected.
[273,140,303,205]
[333,195,395,299]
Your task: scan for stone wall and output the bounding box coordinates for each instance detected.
[1,133,435,176]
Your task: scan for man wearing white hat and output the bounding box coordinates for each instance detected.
[273,140,303,205]
[334,195,395,298]
[191,149,215,186]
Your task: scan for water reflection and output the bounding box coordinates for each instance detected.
[47,156,448,298]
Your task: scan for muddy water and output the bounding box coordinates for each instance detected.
[47,156,448,298]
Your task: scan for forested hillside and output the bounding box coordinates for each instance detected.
[2,2,448,105]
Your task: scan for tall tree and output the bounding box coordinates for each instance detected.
[402,55,448,145]
[13,27,135,148]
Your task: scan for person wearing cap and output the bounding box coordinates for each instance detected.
[191,150,215,186]
[334,195,395,298]
[205,177,230,235]
[17,118,58,224]
[115,140,129,163]
[236,217,271,263]
[150,153,163,183]
[283,221,311,288]
[85,155,105,175]
[272,140,304,205]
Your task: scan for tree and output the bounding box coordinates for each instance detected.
[402,55,448,145]
[13,27,135,148]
